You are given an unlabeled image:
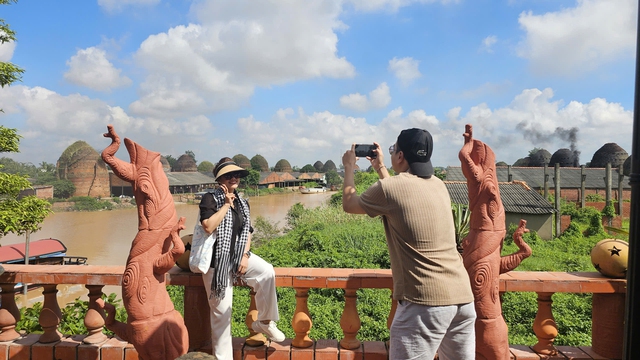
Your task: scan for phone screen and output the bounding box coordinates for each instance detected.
[355,144,377,158]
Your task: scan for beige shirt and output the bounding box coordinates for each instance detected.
[359,172,474,306]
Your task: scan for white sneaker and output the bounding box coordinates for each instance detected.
[252,320,285,342]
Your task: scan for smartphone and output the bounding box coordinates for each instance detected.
[354,144,377,159]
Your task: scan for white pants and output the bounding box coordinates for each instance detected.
[389,300,476,360]
[202,254,280,360]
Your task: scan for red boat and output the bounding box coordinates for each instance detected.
[0,238,87,265]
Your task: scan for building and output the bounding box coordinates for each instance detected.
[445,180,557,240]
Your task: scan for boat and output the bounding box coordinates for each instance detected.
[300,186,327,194]
[0,238,87,265]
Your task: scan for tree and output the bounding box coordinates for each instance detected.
[301,164,316,173]
[325,169,342,187]
[241,169,260,189]
[197,160,214,173]
[52,179,75,199]
[164,155,177,169]
[0,127,52,238]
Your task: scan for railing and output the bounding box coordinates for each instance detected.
[0,265,627,359]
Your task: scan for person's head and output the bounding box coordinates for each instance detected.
[389,128,434,178]
[213,157,249,190]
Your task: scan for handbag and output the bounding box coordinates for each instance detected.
[189,216,216,274]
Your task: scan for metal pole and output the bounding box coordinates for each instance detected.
[22,230,30,301]
[623,1,640,356]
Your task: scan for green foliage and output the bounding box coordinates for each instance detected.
[251,215,281,246]
[164,155,177,169]
[300,164,316,173]
[197,160,214,173]
[325,169,342,187]
[585,193,605,202]
[585,211,605,237]
[434,167,446,180]
[16,293,127,335]
[601,204,616,218]
[451,203,470,247]
[240,169,260,188]
[302,181,318,188]
[0,127,20,153]
[52,179,75,199]
[68,196,114,211]
[0,128,53,238]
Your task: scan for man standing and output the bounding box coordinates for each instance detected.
[341,128,476,360]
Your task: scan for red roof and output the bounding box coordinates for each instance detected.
[0,238,67,263]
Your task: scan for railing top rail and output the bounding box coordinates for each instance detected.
[0,265,626,293]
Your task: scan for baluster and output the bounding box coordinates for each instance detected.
[245,289,266,346]
[531,292,558,355]
[0,284,21,341]
[83,285,107,344]
[39,284,63,343]
[291,287,313,348]
[339,289,361,349]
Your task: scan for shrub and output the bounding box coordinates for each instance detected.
[585,193,605,202]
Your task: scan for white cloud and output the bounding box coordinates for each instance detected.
[346,0,460,12]
[98,0,160,13]
[517,0,637,76]
[480,35,497,53]
[0,37,16,62]
[130,0,355,117]
[340,82,391,111]
[64,47,132,92]
[388,57,422,86]
[1,83,631,171]
[0,84,215,164]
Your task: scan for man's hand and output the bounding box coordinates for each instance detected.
[342,144,358,170]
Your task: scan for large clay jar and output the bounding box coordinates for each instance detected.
[590,239,628,278]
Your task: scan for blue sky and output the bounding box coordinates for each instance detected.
[0,0,637,169]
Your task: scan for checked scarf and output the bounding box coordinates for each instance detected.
[211,187,251,299]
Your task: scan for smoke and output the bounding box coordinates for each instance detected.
[516,122,580,166]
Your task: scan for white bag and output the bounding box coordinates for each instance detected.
[189,218,216,274]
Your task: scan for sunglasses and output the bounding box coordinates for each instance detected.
[221,172,242,180]
[389,144,398,155]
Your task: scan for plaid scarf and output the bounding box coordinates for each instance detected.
[211,187,251,299]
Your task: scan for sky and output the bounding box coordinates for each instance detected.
[0,0,637,170]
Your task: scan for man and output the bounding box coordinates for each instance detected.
[341,128,476,360]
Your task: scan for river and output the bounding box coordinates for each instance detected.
[2,190,334,306]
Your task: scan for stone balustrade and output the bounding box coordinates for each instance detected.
[0,265,626,360]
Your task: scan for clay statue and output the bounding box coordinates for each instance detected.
[97,125,189,359]
[458,124,532,360]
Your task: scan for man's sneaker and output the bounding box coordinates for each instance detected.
[252,320,285,342]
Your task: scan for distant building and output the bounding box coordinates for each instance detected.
[446,181,556,240]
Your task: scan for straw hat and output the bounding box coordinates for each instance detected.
[214,161,249,181]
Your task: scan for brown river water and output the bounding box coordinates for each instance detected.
[2,191,334,307]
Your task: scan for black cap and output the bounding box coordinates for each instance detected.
[397,128,434,178]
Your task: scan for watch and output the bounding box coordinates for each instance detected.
[244,251,251,258]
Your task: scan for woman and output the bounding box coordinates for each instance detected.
[199,157,284,360]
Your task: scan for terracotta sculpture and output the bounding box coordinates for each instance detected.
[458,124,532,360]
[97,125,189,359]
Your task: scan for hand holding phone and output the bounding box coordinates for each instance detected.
[354,144,377,159]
